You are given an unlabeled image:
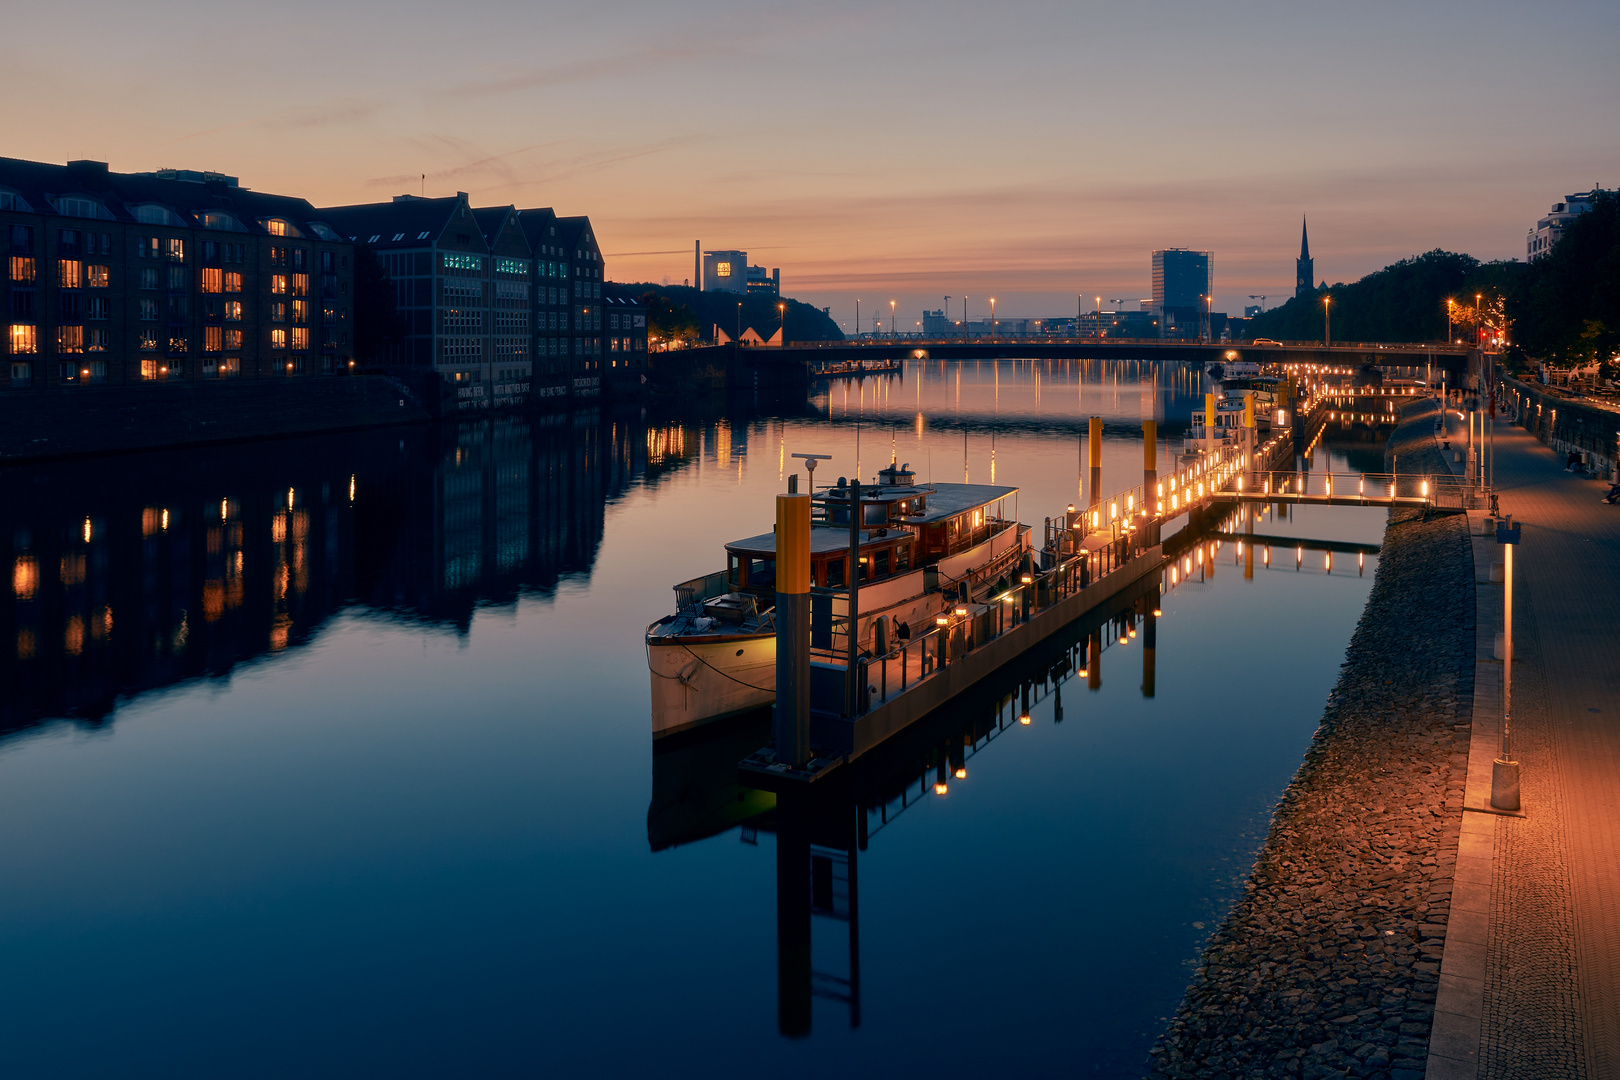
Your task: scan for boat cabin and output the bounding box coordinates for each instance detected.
[722,462,1017,594]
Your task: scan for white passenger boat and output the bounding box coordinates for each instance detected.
[647,462,1027,737]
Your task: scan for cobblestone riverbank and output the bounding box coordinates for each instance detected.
[1148,402,1474,1080]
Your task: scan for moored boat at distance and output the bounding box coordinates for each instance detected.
[647,461,1028,738]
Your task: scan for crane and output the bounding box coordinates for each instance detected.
[1248,295,1269,311]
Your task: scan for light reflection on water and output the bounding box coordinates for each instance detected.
[0,360,1407,1077]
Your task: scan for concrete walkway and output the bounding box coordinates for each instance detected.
[1431,406,1620,1079]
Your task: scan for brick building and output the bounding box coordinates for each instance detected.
[2,157,354,390]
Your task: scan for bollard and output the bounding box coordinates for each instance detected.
[773,492,812,767]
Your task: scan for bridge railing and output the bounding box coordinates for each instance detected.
[1231,470,1474,509]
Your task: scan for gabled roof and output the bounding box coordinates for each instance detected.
[513,207,559,249]
[554,215,597,252]
[603,284,644,309]
[318,195,464,249]
[0,155,343,240]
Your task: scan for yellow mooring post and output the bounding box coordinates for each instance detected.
[774,490,812,767]
[1088,416,1103,507]
[1204,393,1217,451]
[1143,418,1158,545]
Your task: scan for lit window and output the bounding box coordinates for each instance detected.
[224,329,242,350]
[167,238,185,262]
[270,328,286,349]
[58,260,83,288]
[224,272,242,293]
[290,274,308,297]
[204,326,223,353]
[224,301,242,322]
[441,253,483,272]
[264,219,301,237]
[86,264,109,288]
[138,331,158,351]
[87,329,108,351]
[716,261,732,277]
[290,327,309,350]
[141,358,159,380]
[291,299,309,323]
[200,268,223,293]
[9,256,35,283]
[9,324,37,354]
[271,274,287,295]
[168,334,187,355]
[57,326,84,354]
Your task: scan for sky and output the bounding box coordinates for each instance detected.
[6,0,1618,331]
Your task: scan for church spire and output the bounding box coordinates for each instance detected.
[1295,215,1315,300]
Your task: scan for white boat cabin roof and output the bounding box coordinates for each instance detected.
[724,480,1017,558]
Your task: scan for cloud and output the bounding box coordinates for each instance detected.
[365,141,563,189]
[446,39,735,98]
[163,96,387,145]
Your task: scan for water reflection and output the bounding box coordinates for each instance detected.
[0,411,676,736]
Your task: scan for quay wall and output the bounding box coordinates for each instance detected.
[1148,398,1475,1079]
[1501,374,1620,480]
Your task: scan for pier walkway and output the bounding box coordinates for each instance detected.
[1429,411,1620,1079]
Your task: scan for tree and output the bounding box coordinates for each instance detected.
[1510,191,1620,366]
[639,290,700,349]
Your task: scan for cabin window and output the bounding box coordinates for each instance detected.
[728,554,741,587]
[824,557,845,588]
[895,544,911,571]
[864,502,886,526]
[873,549,890,577]
[749,558,775,587]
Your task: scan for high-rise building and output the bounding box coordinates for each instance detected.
[1527,190,1606,260]
[1295,217,1314,299]
[1151,248,1212,340]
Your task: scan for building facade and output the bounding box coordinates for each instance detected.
[1527,190,1606,261]
[3,157,354,392]
[702,250,748,293]
[1152,248,1212,340]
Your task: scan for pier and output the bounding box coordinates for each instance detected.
[743,386,1469,786]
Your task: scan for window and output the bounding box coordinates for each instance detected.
[291,299,309,323]
[168,265,187,290]
[270,328,286,349]
[197,211,245,232]
[271,302,286,323]
[715,262,733,278]
[224,328,242,350]
[140,268,158,290]
[86,264,108,288]
[54,196,108,219]
[9,325,37,354]
[0,190,33,213]
[264,219,301,237]
[224,301,242,321]
[10,290,33,319]
[87,328,108,351]
[83,360,106,383]
[271,274,287,295]
[134,205,181,226]
[224,271,242,293]
[496,257,528,275]
[138,330,158,351]
[141,358,159,380]
[57,326,84,354]
[290,327,309,350]
[201,240,219,264]
[610,313,620,330]
[140,299,158,321]
[168,333,187,355]
[11,361,31,384]
[86,296,108,321]
[269,246,285,267]
[9,256,33,282]
[321,250,334,272]
[205,327,223,353]
[58,260,82,288]
[136,236,158,259]
[166,238,185,262]
[219,355,240,376]
[167,296,188,321]
[200,268,223,293]
[292,248,307,270]
[442,253,483,273]
[290,273,309,296]
[9,225,33,252]
[59,291,82,322]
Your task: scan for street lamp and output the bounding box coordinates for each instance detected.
[778,302,785,345]
[890,299,896,341]
[989,297,996,341]
[736,301,742,344]
[1447,298,1454,343]
[1323,295,1332,347]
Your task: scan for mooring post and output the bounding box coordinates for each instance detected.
[1204,393,1217,454]
[1143,418,1159,546]
[1088,416,1103,508]
[774,489,812,767]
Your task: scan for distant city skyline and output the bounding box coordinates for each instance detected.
[7,0,1616,327]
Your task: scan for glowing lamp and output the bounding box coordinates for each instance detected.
[954,767,967,779]
[1018,714,1031,725]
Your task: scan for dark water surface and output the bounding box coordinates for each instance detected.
[0,360,1401,1077]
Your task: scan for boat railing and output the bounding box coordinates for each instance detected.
[674,570,732,615]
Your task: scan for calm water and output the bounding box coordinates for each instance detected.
[0,360,1397,1078]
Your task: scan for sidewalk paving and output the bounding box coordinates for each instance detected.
[1431,406,1620,1079]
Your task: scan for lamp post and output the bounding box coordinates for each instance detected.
[855,299,860,341]
[1323,295,1332,347]
[989,297,996,342]
[737,301,742,344]
[889,299,896,342]
[778,302,786,346]
[1446,298,1454,343]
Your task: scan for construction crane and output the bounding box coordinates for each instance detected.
[1248,295,1269,310]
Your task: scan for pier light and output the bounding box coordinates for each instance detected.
[1237,476,1244,491]
[936,616,949,626]
[1153,607,1162,616]
[954,607,968,618]
[1359,477,1365,495]
[1421,480,1429,497]
[1325,552,1332,571]
[1092,510,1100,528]
[1127,495,1134,511]
[1020,574,1033,584]
[1358,552,1365,570]
[1265,546,1271,565]
[1296,545,1303,564]
[1068,503,1076,514]
[1195,549,1203,566]
[1171,566,1179,584]
[1157,501,1164,514]
[1119,631,1128,645]
[1110,501,1118,520]
[1128,626,1136,638]
[1389,482,1396,498]
[1156,483,1164,497]
[1079,667,1089,677]
[1003,594,1016,604]
[934,781,948,796]
[1019,713,1031,725]
[954,767,967,779]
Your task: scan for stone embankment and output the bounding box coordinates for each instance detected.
[1148,400,1474,1080]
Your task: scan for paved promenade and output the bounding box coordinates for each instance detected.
[1432,409,1620,1079]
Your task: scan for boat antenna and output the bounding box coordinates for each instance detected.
[790,452,832,491]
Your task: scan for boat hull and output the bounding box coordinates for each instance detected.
[649,631,777,738]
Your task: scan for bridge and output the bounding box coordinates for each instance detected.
[774,337,1474,369]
